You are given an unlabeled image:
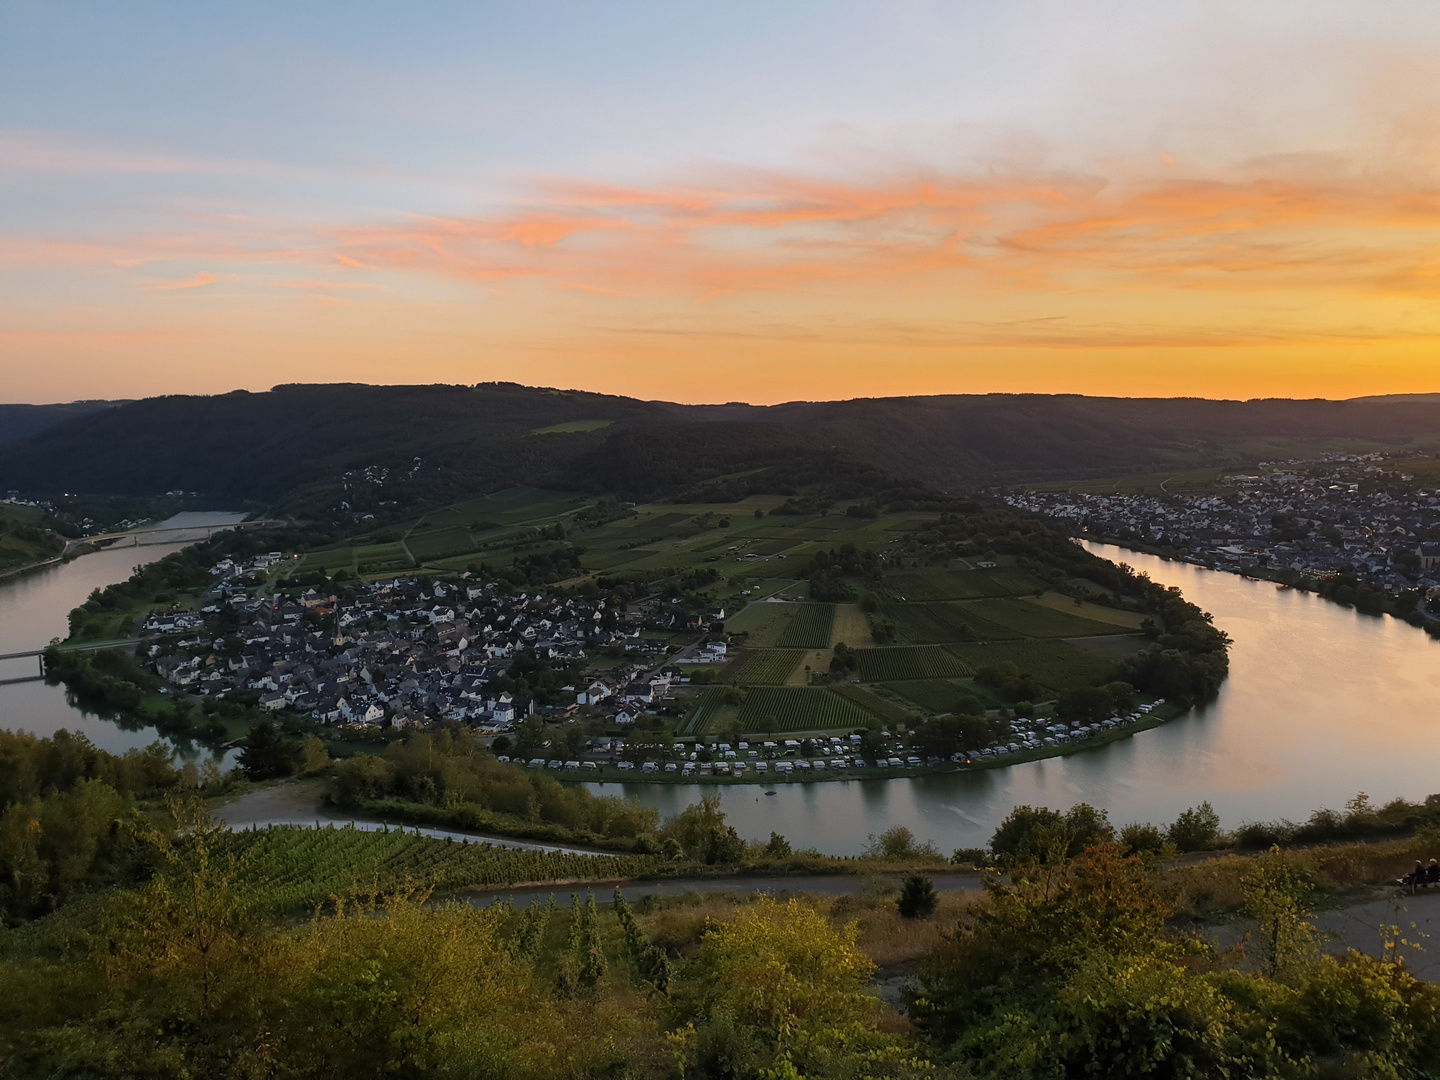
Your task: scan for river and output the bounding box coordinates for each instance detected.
[590,543,1440,855]
[0,511,249,758]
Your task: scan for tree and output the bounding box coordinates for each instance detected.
[897,874,939,919]
[989,803,1115,864]
[1168,801,1221,852]
[236,721,296,781]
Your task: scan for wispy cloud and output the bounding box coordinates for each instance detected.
[156,271,217,290]
[328,161,1440,300]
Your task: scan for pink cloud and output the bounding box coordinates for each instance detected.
[157,272,217,291]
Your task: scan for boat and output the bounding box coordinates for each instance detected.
[765,790,777,796]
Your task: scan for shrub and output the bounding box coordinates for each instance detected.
[897,874,939,919]
[1168,802,1221,852]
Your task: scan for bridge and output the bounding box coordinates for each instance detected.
[67,518,285,553]
[0,639,143,685]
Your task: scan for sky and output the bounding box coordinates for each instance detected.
[4,1,1440,405]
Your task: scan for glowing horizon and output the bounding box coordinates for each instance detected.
[4,3,1440,405]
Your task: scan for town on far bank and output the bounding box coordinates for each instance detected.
[86,492,1224,782]
[1014,449,1440,631]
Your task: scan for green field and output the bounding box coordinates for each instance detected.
[855,646,974,682]
[406,526,478,561]
[829,684,918,726]
[721,649,805,685]
[883,569,1039,601]
[883,601,999,644]
[882,679,981,713]
[775,604,835,648]
[724,603,821,647]
[959,598,1131,638]
[948,639,1120,691]
[735,687,876,733]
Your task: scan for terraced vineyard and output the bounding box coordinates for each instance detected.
[736,687,876,733]
[722,649,805,685]
[222,825,660,913]
[855,645,974,682]
[775,604,835,649]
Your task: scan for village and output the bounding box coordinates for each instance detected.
[1010,453,1440,601]
[144,550,723,740]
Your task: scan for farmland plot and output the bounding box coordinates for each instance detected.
[722,649,805,685]
[736,688,875,733]
[855,646,974,682]
[775,604,835,649]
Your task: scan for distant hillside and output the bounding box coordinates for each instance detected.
[0,401,125,447]
[3,383,1440,509]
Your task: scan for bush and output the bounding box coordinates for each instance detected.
[1168,802,1222,852]
[1119,822,1166,856]
[990,803,1116,864]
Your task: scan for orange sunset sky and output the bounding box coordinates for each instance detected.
[4,2,1440,405]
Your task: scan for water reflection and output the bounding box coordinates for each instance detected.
[0,511,248,759]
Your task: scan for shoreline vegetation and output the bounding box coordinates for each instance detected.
[7,728,1440,1075]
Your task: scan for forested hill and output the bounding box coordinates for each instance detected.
[4,382,1440,507]
[0,400,125,447]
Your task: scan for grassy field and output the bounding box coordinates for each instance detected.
[735,687,877,733]
[721,649,805,685]
[855,646,974,682]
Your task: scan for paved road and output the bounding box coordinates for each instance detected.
[213,784,630,857]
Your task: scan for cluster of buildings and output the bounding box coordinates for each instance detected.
[145,558,714,732]
[1009,453,1440,595]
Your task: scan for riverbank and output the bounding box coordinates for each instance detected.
[1083,531,1440,634]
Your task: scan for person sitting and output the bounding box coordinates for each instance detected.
[1402,860,1425,890]
[1425,859,1440,886]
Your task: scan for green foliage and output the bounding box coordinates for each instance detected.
[0,730,182,923]
[897,874,939,919]
[1169,800,1222,852]
[660,793,746,865]
[863,826,940,861]
[989,803,1116,865]
[329,729,660,848]
[806,544,882,602]
[1119,821,1167,856]
[614,889,673,995]
[237,719,299,780]
[513,893,555,963]
[223,825,659,915]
